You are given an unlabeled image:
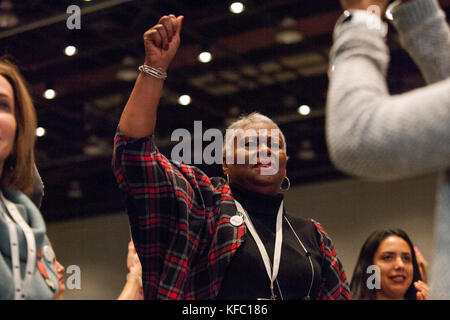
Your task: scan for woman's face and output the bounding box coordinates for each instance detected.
[0,75,16,172]
[374,236,414,300]
[223,121,288,195]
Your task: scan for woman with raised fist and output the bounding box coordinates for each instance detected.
[112,15,350,300]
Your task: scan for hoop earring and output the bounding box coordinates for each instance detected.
[280,176,290,192]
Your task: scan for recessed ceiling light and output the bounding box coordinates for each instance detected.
[229,2,245,14]
[43,89,56,100]
[198,51,212,63]
[64,45,77,56]
[178,95,191,106]
[36,127,46,137]
[298,105,310,116]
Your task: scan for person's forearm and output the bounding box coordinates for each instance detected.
[118,73,163,138]
[327,21,450,181]
[117,15,182,139]
[392,0,450,83]
[117,275,142,300]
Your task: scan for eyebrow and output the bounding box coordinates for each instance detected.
[0,93,12,99]
[381,251,411,255]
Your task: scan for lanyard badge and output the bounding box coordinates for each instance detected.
[233,199,284,300]
[0,192,37,300]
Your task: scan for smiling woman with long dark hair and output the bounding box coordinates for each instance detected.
[350,229,429,300]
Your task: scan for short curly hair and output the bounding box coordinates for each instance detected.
[222,112,286,161]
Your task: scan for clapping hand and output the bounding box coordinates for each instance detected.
[415,280,430,300]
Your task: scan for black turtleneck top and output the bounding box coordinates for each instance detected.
[216,183,323,300]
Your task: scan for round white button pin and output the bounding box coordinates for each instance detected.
[230,215,243,227]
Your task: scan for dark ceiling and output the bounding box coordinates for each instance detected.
[1,0,449,221]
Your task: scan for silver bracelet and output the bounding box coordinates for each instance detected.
[385,0,402,20]
[138,65,167,80]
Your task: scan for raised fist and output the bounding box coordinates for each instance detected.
[143,15,184,71]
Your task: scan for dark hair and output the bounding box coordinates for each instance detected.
[350,229,422,300]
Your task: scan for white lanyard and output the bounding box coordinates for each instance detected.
[233,199,283,300]
[0,191,36,300]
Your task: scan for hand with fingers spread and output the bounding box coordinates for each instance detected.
[143,14,184,71]
[415,280,430,300]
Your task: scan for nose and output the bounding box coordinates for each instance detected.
[56,260,65,273]
[394,257,405,270]
[258,141,272,156]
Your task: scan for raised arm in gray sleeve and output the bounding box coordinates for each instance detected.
[326,0,450,181]
[392,0,450,83]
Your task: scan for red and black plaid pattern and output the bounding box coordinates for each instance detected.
[312,220,351,300]
[113,130,351,300]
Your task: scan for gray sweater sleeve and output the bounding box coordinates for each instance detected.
[392,0,450,83]
[326,0,450,181]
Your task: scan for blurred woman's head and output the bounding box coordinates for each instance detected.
[222,112,289,195]
[350,229,422,300]
[0,59,37,195]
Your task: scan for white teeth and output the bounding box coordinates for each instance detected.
[391,276,405,281]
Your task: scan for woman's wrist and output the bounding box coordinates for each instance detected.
[126,272,142,286]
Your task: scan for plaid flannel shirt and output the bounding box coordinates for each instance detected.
[112,130,351,300]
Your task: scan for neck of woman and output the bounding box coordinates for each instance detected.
[230,182,283,218]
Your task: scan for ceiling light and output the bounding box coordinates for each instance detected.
[198,51,212,63]
[297,105,310,116]
[229,2,245,14]
[36,127,46,137]
[275,17,303,45]
[43,88,56,100]
[64,45,77,56]
[178,95,191,106]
